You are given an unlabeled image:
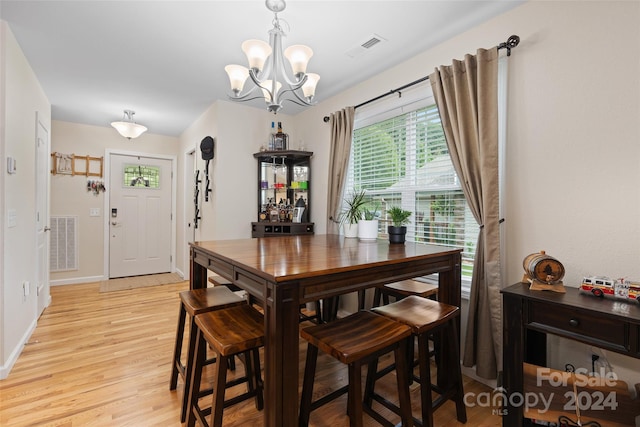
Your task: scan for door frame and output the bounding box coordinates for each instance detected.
[35,111,51,315]
[182,147,196,279]
[103,149,177,279]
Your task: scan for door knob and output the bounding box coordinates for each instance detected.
[44,226,51,232]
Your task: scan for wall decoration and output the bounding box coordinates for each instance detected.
[51,152,103,177]
[52,152,73,175]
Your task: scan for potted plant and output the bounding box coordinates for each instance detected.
[387,206,412,244]
[358,201,380,241]
[339,189,366,238]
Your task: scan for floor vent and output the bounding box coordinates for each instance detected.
[50,216,78,272]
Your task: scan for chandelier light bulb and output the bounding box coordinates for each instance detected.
[241,39,272,72]
[260,80,282,103]
[302,73,320,100]
[224,64,250,95]
[284,45,313,79]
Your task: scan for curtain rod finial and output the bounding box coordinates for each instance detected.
[499,35,520,56]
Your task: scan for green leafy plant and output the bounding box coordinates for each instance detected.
[388,206,412,227]
[362,201,380,221]
[339,189,366,225]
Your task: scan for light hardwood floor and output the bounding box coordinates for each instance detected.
[0,281,502,426]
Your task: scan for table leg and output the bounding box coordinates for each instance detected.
[436,253,462,389]
[264,281,300,427]
[190,247,207,290]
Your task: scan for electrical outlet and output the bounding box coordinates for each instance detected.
[90,208,101,217]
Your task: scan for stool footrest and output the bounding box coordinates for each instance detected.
[309,384,348,411]
[364,392,422,427]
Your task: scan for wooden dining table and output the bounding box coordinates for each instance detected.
[190,233,462,427]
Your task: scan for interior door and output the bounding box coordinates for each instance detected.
[109,154,172,278]
[35,113,50,316]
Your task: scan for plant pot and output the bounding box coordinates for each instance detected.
[388,225,407,244]
[343,222,358,238]
[358,219,379,242]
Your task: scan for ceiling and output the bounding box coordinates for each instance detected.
[0,0,523,137]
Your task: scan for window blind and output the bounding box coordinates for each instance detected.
[345,90,478,285]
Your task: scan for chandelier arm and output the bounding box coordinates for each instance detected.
[226,94,272,103]
[280,98,310,107]
[248,68,276,102]
[278,69,307,90]
[257,53,272,84]
[270,28,284,106]
[229,83,263,101]
[271,29,306,88]
[279,87,314,106]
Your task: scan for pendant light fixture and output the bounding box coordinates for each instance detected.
[111,110,148,139]
[224,0,320,114]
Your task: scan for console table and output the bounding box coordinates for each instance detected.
[502,282,640,427]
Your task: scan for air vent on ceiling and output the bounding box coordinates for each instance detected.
[345,34,387,58]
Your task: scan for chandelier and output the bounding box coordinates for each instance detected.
[110,110,147,139]
[224,0,320,114]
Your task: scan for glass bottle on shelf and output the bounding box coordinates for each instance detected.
[273,122,288,150]
[268,121,275,150]
[269,200,279,222]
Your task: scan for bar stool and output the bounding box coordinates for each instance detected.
[358,280,438,311]
[208,274,322,323]
[187,304,265,427]
[299,310,414,427]
[208,275,243,292]
[366,295,467,427]
[374,279,438,307]
[169,286,246,422]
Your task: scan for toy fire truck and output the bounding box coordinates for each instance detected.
[580,276,640,303]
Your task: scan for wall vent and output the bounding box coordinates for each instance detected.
[50,216,78,272]
[345,34,387,58]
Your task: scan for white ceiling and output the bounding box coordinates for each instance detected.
[0,0,523,137]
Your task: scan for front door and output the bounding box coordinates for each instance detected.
[35,113,50,315]
[109,154,172,278]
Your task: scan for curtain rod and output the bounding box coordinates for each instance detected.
[322,35,520,123]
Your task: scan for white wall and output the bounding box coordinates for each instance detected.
[175,100,295,276]
[299,0,640,287]
[49,121,180,285]
[293,0,640,382]
[0,21,51,378]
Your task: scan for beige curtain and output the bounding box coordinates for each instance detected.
[429,47,502,379]
[326,107,355,234]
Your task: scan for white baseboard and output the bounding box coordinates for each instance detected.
[50,271,185,287]
[461,365,497,389]
[174,268,186,280]
[49,275,106,286]
[0,317,37,380]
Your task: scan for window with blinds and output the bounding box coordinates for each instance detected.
[345,96,479,286]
